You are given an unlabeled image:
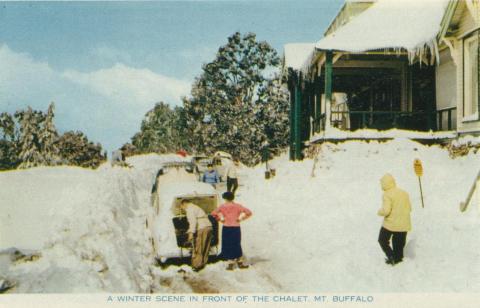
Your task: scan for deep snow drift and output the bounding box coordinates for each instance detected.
[0,139,479,293]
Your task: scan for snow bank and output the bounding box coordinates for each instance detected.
[1,142,480,293]
[315,0,449,63]
[238,138,480,292]
[451,135,480,147]
[310,127,456,143]
[0,154,188,293]
[0,167,99,251]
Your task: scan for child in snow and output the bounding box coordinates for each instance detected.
[202,164,220,187]
[211,191,252,270]
[377,173,412,265]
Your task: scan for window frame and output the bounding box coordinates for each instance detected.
[462,30,480,122]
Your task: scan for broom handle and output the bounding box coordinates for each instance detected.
[418,177,425,208]
[462,170,480,210]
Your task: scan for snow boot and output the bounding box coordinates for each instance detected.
[226,263,236,271]
[237,262,249,269]
[385,257,395,265]
[192,265,205,272]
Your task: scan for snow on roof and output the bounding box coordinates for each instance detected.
[323,0,377,37]
[283,43,316,71]
[315,0,450,61]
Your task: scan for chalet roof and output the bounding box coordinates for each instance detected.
[323,0,376,36]
[283,1,374,73]
[315,0,450,62]
[283,43,316,71]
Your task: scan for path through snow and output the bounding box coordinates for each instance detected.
[1,140,480,292]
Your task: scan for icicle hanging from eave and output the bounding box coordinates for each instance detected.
[299,48,318,81]
[405,38,440,67]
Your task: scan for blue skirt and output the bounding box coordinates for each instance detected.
[220,226,243,260]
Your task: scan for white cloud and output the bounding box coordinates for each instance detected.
[0,45,64,111]
[63,63,191,109]
[0,44,192,151]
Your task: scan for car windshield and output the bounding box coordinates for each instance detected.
[172,195,217,216]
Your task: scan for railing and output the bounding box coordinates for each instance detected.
[312,113,326,134]
[436,107,457,131]
[324,108,457,132]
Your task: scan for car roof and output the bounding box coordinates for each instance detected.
[214,151,232,158]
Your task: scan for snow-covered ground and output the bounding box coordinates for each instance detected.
[1,140,479,293]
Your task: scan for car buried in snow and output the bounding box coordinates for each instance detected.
[147,173,220,265]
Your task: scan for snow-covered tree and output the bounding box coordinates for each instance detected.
[0,112,19,170]
[182,32,289,165]
[15,107,46,169]
[39,102,61,165]
[119,143,137,158]
[255,77,290,157]
[57,131,105,168]
[131,102,187,154]
[6,104,104,169]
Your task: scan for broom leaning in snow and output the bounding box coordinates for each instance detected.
[460,169,480,212]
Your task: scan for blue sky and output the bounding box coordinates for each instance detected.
[0,0,343,152]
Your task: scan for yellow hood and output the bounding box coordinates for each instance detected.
[381,173,396,191]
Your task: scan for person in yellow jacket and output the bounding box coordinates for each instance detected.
[377,173,412,265]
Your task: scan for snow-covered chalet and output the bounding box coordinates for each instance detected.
[283,0,480,160]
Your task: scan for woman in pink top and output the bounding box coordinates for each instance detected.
[211,191,252,270]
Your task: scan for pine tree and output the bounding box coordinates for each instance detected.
[16,107,46,169]
[2,105,105,170]
[182,32,288,165]
[255,76,290,157]
[131,102,187,154]
[57,131,105,168]
[0,112,19,169]
[39,102,61,165]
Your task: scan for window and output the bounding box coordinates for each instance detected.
[463,33,479,121]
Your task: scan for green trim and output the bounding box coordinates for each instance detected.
[324,51,333,126]
[315,77,321,133]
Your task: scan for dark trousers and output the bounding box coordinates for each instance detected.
[378,227,407,261]
[220,226,243,260]
[227,177,238,195]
